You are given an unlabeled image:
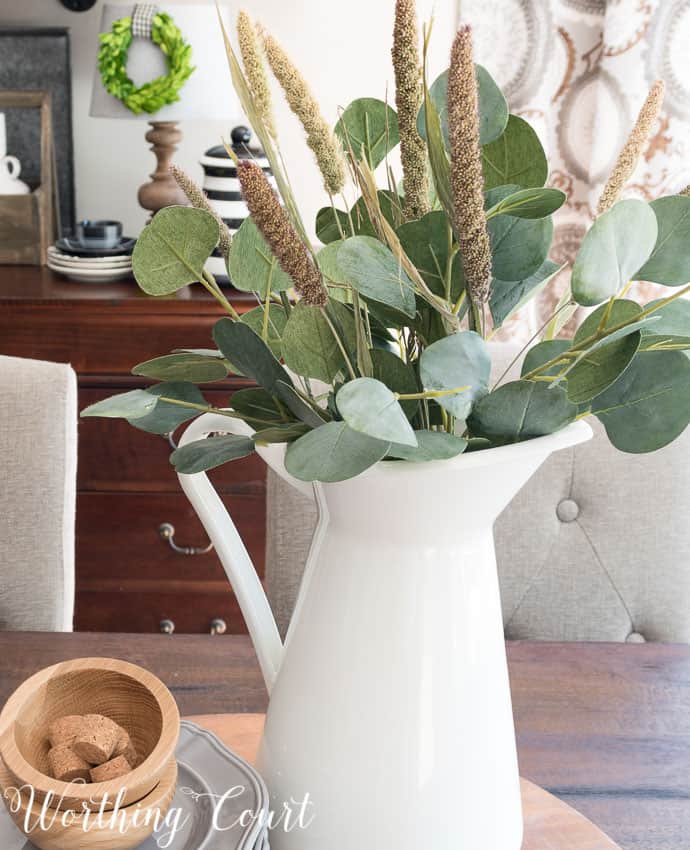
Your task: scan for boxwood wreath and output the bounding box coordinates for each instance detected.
[97,13,194,114]
[84,6,690,484]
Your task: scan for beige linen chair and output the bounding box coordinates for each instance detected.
[265,344,690,643]
[0,355,77,631]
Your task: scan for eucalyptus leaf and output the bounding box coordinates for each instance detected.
[213,318,293,395]
[490,260,561,329]
[487,199,553,281]
[417,65,508,148]
[315,191,401,245]
[81,389,157,420]
[131,382,208,435]
[285,421,390,482]
[397,211,463,298]
[318,241,350,285]
[132,206,219,295]
[337,236,417,317]
[641,298,690,336]
[253,423,309,443]
[572,200,658,306]
[230,388,286,425]
[637,195,690,285]
[521,340,571,377]
[591,351,690,452]
[566,332,641,404]
[334,98,400,169]
[274,381,327,429]
[227,217,294,295]
[282,301,349,383]
[640,335,690,351]
[132,352,229,383]
[468,380,577,444]
[387,430,468,462]
[171,434,255,474]
[240,304,289,358]
[573,299,642,344]
[370,348,419,418]
[486,187,566,220]
[336,378,417,446]
[419,331,491,418]
[481,115,548,191]
[316,206,352,244]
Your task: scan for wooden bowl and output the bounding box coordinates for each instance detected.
[0,754,177,850]
[0,657,179,811]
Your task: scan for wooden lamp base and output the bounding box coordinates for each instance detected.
[137,121,188,218]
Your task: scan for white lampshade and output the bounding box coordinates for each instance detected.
[90,3,242,122]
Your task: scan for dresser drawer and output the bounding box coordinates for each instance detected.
[78,388,265,493]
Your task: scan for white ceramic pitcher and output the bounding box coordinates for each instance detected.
[177,414,592,849]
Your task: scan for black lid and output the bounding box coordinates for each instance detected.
[204,125,258,159]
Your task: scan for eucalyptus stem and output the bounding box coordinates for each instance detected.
[200,270,241,320]
[396,385,469,400]
[157,397,278,428]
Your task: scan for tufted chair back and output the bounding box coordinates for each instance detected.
[265,344,690,643]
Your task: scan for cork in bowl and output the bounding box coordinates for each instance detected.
[0,657,180,812]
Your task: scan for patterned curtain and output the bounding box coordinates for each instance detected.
[463,0,690,340]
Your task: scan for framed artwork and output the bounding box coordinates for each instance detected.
[0,27,75,236]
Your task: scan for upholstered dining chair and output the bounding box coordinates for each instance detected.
[0,355,77,631]
[264,344,690,644]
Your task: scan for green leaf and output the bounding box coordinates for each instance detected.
[370,348,419,418]
[316,206,352,245]
[227,217,294,295]
[213,318,293,395]
[641,298,690,337]
[566,333,641,404]
[334,98,400,169]
[397,211,463,299]
[521,340,571,377]
[337,236,417,318]
[419,331,491,418]
[486,187,566,220]
[468,380,577,444]
[387,430,467,461]
[490,260,561,329]
[132,352,229,383]
[336,377,417,446]
[81,389,157,420]
[417,65,508,148]
[171,434,255,473]
[131,382,208,435]
[487,192,553,281]
[573,298,642,343]
[240,304,289,358]
[591,351,690,452]
[281,301,349,383]
[481,115,548,191]
[640,335,690,351]
[132,206,219,295]
[637,195,690,285]
[274,381,327,429]
[422,74,454,217]
[252,423,309,443]
[571,200,658,306]
[285,421,389,482]
[317,241,350,285]
[315,191,401,246]
[230,388,286,424]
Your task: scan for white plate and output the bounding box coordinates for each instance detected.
[0,721,269,850]
[48,246,133,265]
[47,262,134,282]
[48,257,133,272]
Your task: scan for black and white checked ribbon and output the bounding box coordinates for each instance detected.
[131,4,158,39]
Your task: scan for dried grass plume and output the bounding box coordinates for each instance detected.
[596,80,665,216]
[447,25,492,303]
[237,159,328,306]
[392,0,429,220]
[237,11,276,139]
[262,31,346,197]
[170,163,232,262]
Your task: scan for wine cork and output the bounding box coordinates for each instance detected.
[72,714,120,765]
[113,727,138,767]
[47,744,91,783]
[47,715,84,748]
[89,755,132,783]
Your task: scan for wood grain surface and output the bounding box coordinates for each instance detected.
[0,634,688,849]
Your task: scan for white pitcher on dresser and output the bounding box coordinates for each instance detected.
[0,113,29,196]
[177,413,592,849]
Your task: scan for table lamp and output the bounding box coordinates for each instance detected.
[90,2,240,216]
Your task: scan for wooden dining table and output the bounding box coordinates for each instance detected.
[0,632,688,850]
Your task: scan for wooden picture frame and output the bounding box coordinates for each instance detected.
[0,90,54,265]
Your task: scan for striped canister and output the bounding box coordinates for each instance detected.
[201,125,274,284]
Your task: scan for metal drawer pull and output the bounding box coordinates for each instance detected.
[159,618,175,634]
[210,618,227,635]
[158,522,214,555]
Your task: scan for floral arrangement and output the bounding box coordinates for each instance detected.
[84,3,690,483]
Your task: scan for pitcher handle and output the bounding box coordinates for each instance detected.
[177,412,284,693]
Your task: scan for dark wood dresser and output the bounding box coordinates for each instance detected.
[0,266,264,634]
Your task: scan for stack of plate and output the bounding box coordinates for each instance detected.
[47,236,136,283]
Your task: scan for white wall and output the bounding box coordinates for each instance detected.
[1,0,459,238]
